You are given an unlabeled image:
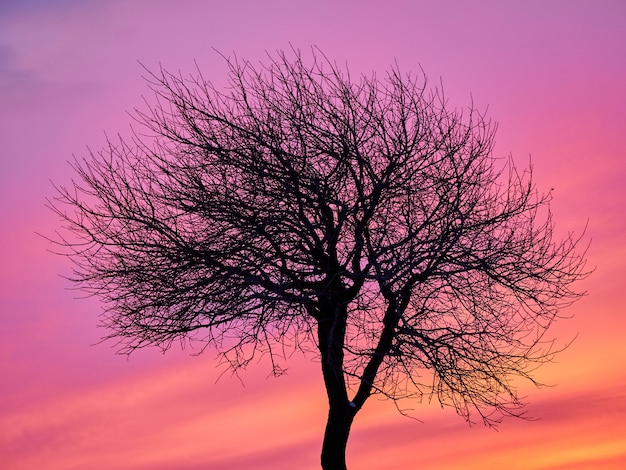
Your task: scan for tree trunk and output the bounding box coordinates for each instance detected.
[317,306,355,470]
[321,403,355,470]
[315,277,359,469]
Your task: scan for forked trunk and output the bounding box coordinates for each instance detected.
[316,285,359,469]
[321,403,355,470]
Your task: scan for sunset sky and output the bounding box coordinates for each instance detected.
[1,1,625,469]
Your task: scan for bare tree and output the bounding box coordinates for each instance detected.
[49,49,588,470]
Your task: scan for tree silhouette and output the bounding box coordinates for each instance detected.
[50,49,588,470]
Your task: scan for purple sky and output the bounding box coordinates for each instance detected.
[1,1,626,468]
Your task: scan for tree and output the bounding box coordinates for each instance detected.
[49,49,588,470]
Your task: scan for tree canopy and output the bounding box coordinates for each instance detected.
[50,49,589,469]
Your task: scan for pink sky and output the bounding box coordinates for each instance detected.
[1,1,625,468]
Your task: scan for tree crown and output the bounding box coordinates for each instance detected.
[50,49,589,425]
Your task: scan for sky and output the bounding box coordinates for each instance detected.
[1,0,625,468]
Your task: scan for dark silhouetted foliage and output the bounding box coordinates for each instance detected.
[50,49,588,470]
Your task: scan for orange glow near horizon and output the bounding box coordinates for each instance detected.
[4,356,626,469]
[1,1,625,469]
